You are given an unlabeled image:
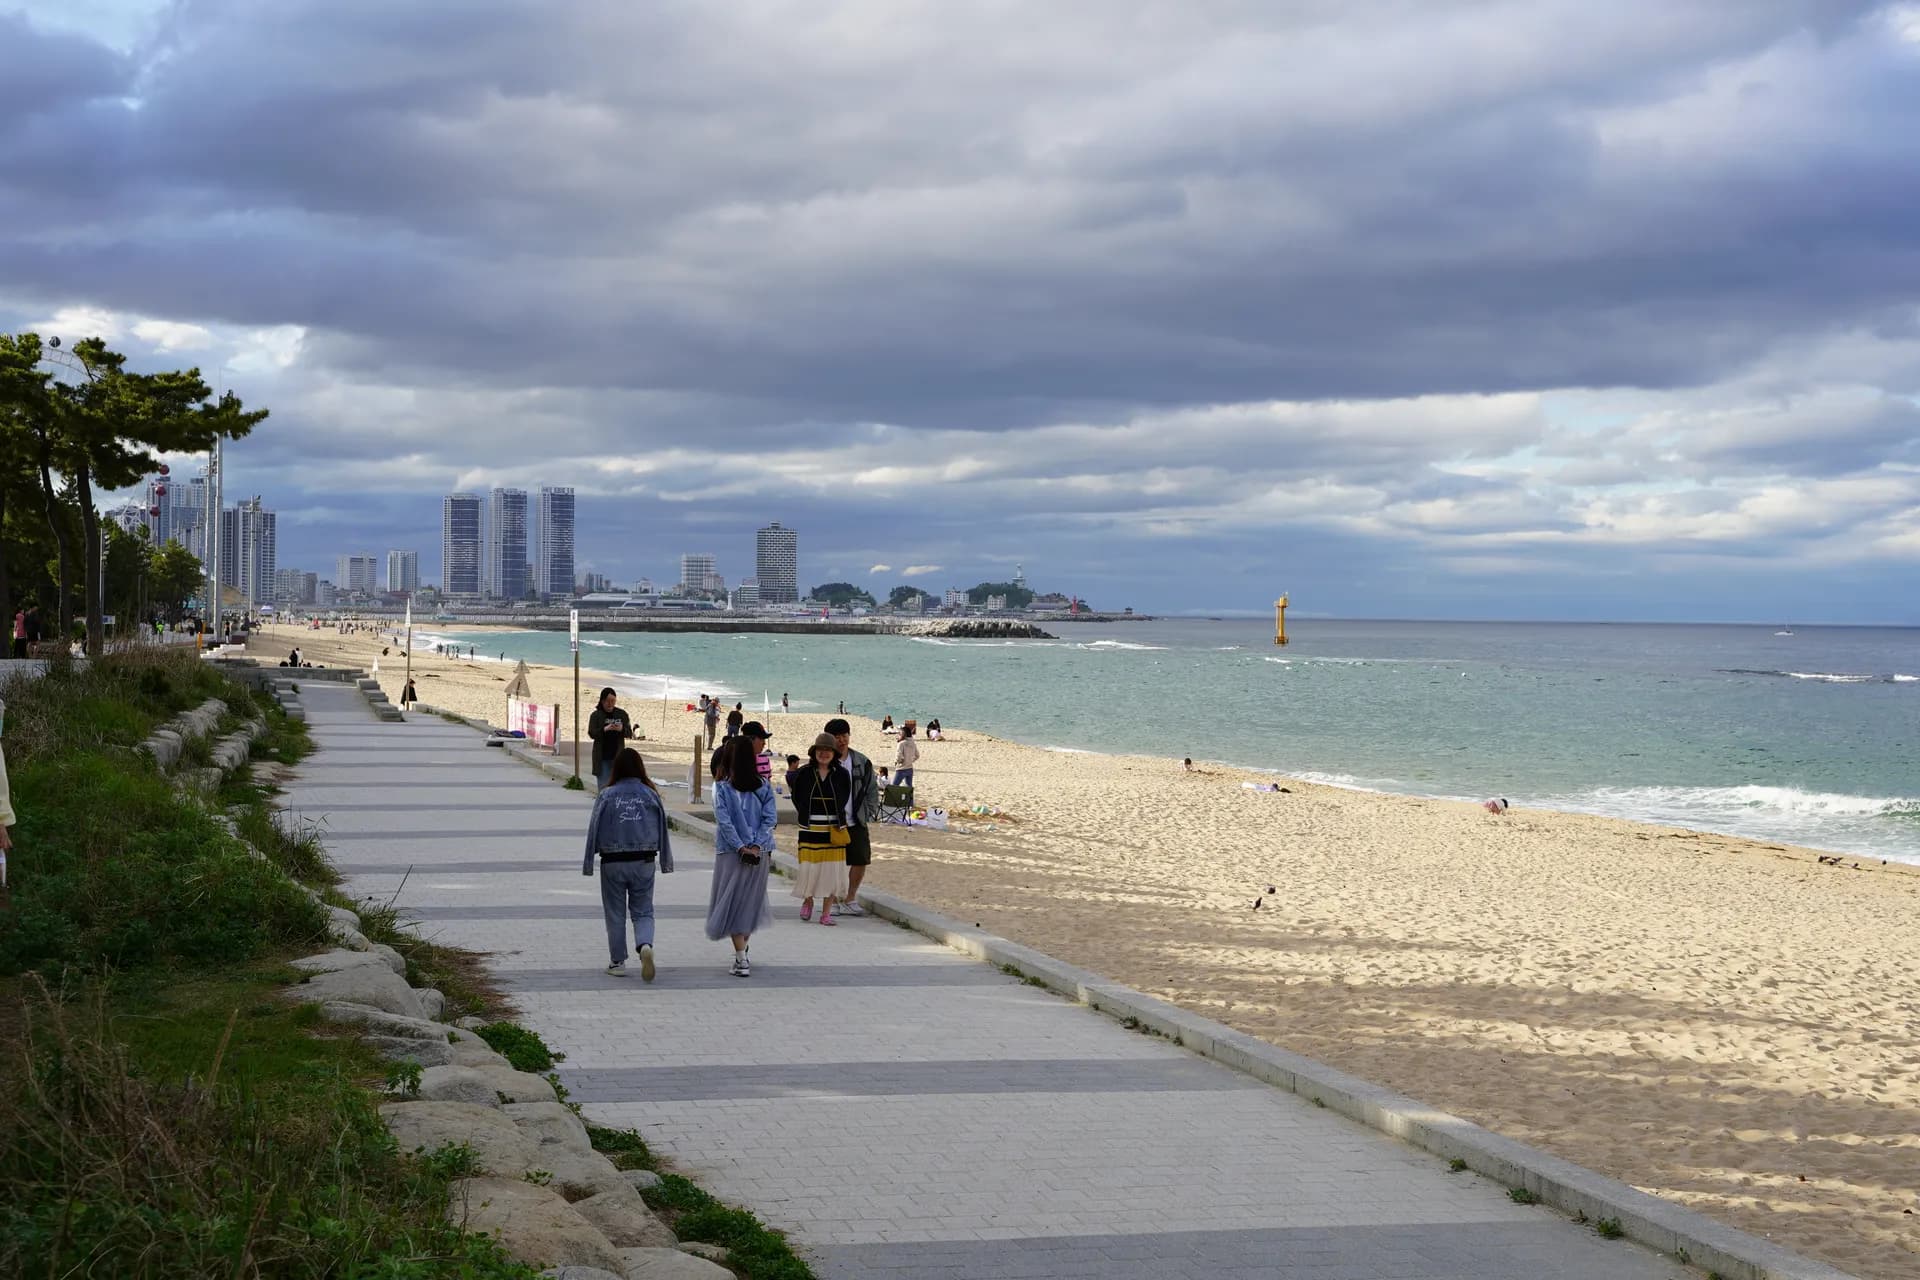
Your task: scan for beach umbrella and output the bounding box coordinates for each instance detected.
[503,660,533,701]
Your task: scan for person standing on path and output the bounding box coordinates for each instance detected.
[789,733,851,925]
[708,741,776,977]
[587,687,633,789]
[1,693,14,887]
[583,749,674,980]
[826,716,877,915]
[893,721,920,791]
[740,721,774,787]
[11,610,26,659]
[726,703,744,739]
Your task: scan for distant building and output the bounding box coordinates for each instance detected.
[1012,563,1027,591]
[275,568,318,606]
[337,555,378,595]
[900,592,926,613]
[235,497,276,607]
[535,486,575,600]
[486,487,530,600]
[754,523,798,604]
[731,581,760,609]
[632,577,655,595]
[386,549,420,594]
[985,594,1008,612]
[680,553,717,596]
[580,571,612,594]
[1032,592,1072,609]
[442,493,482,596]
[943,587,967,609]
[315,580,336,608]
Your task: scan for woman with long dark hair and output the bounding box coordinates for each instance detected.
[587,687,632,789]
[708,732,776,977]
[582,748,673,981]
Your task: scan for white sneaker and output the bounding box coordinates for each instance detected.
[839,900,865,916]
[639,945,656,982]
[606,961,627,977]
[731,954,751,978]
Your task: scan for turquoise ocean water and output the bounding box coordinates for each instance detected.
[422,619,1920,864]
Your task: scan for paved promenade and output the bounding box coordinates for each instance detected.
[283,685,1689,1279]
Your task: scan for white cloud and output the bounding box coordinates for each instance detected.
[130,318,214,351]
[901,564,942,575]
[868,563,891,574]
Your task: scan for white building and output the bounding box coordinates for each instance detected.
[731,580,760,609]
[337,555,378,595]
[385,549,420,594]
[754,523,798,604]
[943,587,967,609]
[680,553,717,595]
[235,497,276,607]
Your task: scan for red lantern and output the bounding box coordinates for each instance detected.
[148,506,161,517]
[154,484,167,497]
[158,463,171,476]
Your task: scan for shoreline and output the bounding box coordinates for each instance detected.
[250,622,1920,1277]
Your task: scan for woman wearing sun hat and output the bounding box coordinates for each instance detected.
[788,732,851,924]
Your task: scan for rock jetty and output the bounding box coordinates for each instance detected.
[895,618,1054,639]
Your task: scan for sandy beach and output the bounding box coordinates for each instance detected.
[255,622,1920,1278]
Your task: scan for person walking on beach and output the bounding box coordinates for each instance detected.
[703,696,720,748]
[827,717,878,915]
[790,732,851,924]
[583,748,673,980]
[588,687,632,789]
[726,703,744,739]
[893,721,920,791]
[709,738,776,977]
[781,692,789,711]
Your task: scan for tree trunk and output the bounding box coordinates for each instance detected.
[0,482,11,647]
[76,462,103,657]
[34,442,74,645]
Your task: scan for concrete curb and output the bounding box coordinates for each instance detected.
[452,709,1854,1280]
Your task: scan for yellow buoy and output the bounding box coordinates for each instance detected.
[1274,595,1289,646]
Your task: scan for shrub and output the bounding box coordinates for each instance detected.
[474,1022,563,1074]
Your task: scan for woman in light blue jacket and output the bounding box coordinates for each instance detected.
[708,738,776,977]
[583,749,673,980]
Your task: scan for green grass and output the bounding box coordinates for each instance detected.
[1508,1187,1540,1205]
[0,967,539,1279]
[348,898,509,1023]
[632,1171,815,1280]
[584,1123,657,1172]
[473,1022,563,1074]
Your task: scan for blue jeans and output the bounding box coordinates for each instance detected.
[600,860,657,962]
[894,768,914,790]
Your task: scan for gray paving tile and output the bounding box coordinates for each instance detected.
[335,859,577,874]
[496,962,1004,993]
[559,1056,1263,1102]
[408,903,711,920]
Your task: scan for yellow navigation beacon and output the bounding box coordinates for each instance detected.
[1273,595,1289,646]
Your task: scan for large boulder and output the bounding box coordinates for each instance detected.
[417,988,447,1020]
[505,1101,595,1154]
[571,1187,677,1249]
[538,1146,632,1202]
[446,1177,624,1274]
[320,1001,450,1040]
[288,964,425,1019]
[616,1248,733,1280]
[622,1170,661,1192]
[290,949,391,976]
[542,1269,625,1280]
[380,1102,538,1178]
[416,1064,557,1106]
[370,942,409,976]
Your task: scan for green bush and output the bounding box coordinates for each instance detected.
[585,1122,656,1171]
[474,1022,563,1074]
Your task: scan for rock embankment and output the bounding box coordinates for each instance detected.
[284,903,728,1280]
[895,618,1055,639]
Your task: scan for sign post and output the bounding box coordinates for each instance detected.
[403,599,413,700]
[570,608,581,783]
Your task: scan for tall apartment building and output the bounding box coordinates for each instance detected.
[754,523,798,604]
[535,487,575,600]
[337,555,378,595]
[235,497,276,607]
[274,567,318,606]
[386,549,420,594]
[679,553,717,595]
[486,487,530,600]
[442,492,483,596]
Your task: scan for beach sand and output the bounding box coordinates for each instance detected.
[255,623,1920,1278]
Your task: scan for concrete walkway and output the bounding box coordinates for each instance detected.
[283,684,1690,1279]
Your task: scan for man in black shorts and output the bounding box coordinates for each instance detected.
[826,717,877,914]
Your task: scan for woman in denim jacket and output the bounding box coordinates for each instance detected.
[708,738,776,977]
[583,749,673,980]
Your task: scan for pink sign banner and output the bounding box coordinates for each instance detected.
[507,697,558,749]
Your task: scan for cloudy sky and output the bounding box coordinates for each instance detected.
[4,1,1919,621]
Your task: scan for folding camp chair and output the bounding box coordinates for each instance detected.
[877,783,915,825]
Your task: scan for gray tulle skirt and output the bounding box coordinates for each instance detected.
[706,849,774,939]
